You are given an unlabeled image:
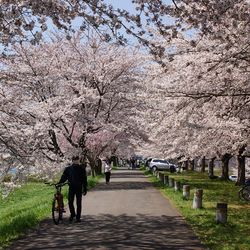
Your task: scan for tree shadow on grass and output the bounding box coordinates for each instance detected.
[7,214,206,250]
[1,213,38,248]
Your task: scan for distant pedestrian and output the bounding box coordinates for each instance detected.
[130,158,136,170]
[103,158,112,184]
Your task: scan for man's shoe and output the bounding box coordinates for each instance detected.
[75,218,81,223]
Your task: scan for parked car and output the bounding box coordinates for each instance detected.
[145,157,153,169]
[229,175,237,182]
[149,159,177,172]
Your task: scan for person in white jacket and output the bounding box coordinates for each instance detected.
[103,158,112,184]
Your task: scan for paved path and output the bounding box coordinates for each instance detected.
[8,169,206,250]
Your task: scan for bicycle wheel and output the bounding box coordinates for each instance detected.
[52,198,62,225]
[241,186,250,201]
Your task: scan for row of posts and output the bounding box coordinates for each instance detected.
[154,171,228,224]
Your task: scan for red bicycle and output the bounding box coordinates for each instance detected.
[45,182,68,225]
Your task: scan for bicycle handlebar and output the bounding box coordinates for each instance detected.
[44,182,69,187]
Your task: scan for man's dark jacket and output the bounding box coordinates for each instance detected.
[59,163,87,192]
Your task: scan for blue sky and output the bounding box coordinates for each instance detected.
[100,0,176,44]
[103,0,195,40]
[105,0,173,11]
[0,0,195,53]
[105,0,136,12]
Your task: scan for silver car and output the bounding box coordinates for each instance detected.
[149,159,176,172]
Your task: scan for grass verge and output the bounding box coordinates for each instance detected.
[0,175,102,249]
[145,170,250,250]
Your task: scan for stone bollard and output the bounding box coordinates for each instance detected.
[157,171,160,179]
[164,175,169,186]
[169,178,174,188]
[174,181,181,191]
[216,203,228,224]
[159,172,164,183]
[183,185,190,200]
[192,189,203,209]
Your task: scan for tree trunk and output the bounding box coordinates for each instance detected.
[236,145,246,186]
[111,156,118,167]
[190,159,195,171]
[91,168,96,177]
[208,157,216,178]
[201,156,205,173]
[220,153,232,180]
[88,158,96,177]
[95,158,102,175]
[177,162,181,173]
[184,160,188,171]
[186,159,190,170]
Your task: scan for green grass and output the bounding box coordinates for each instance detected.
[139,165,146,171]
[0,175,101,249]
[88,174,103,189]
[146,171,250,250]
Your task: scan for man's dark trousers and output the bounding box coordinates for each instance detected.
[68,187,82,220]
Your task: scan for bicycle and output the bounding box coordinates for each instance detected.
[45,182,68,225]
[239,179,250,201]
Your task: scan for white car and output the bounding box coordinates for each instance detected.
[229,175,237,182]
[149,159,176,172]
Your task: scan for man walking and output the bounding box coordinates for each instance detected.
[58,155,87,222]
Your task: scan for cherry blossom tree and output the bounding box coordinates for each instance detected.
[0,33,148,180]
[82,0,250,183]
[138,9,249,181]
[1,0,249,187]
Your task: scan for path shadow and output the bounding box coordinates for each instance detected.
[95,170,152,191]
[7,214,206,250]
[93,181,154,191]
[111,173,147,178]
[113,168,141,171]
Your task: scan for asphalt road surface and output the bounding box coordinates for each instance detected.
[8,168,206,250]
